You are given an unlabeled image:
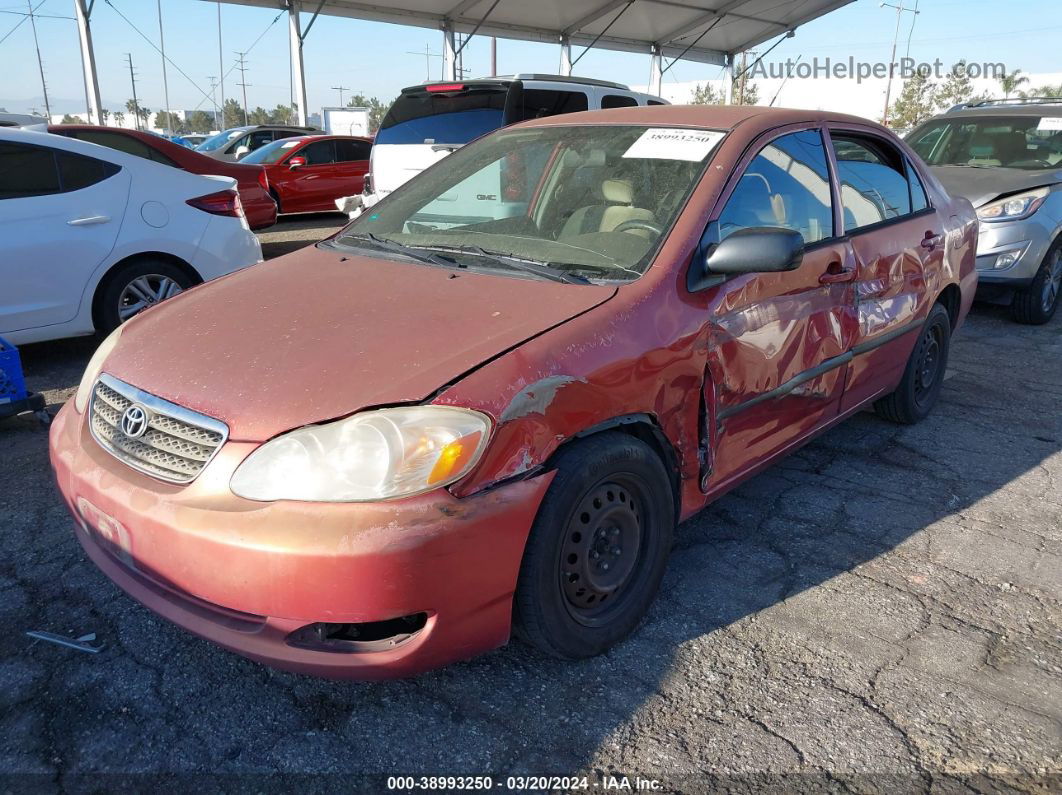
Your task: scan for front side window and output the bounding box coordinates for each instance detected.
[909,116,1062,170]
[241,138,303,165]
[335,125,720,282]
[298,140,336,165]
[717,130,834,245]
[832,133,912,230]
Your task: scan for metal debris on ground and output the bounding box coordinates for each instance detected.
[26,630,105,654]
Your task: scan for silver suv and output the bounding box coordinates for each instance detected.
[908,98,1062,324]
[195,124,320,162]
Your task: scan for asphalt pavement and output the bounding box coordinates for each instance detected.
[1,216,1059,790]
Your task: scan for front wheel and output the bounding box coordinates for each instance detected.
[874,303,952,425]
[513,432,675,659]
[96,259,194,333]
[1011,241,1062,325]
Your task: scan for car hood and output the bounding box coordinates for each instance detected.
[103,245,616,441]
[929,165,1062,208]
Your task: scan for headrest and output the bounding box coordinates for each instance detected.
[601,178,633,204]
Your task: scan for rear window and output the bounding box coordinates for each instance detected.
[378,88,507,145]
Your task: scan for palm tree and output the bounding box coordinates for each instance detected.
[113,111,126,128]
[125,98,141,130]
[998,69,1029,99]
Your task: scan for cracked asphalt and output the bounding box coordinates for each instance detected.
[1,220,1059,790]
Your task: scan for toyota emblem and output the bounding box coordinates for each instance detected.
[120,404,150,439]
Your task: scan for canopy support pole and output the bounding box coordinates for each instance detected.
[559,35,572,76]
[442,22,457,80]
[648,44,663,96]
[287,1,308,125]
[74,0,103,125]
[723,55,734,104]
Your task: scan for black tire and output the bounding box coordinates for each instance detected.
[513,432,675,659]
[96,259,194,333]
[1010,240,1062,325]
[874,303,952,425]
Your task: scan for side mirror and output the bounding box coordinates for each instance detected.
[234,145,250,159]
[706,227,804,275]
[288,156,307,169]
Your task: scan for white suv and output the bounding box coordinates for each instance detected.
[352,75,667,219]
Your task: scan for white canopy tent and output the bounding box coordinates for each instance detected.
[72,0,855,126]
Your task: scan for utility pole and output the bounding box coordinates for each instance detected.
[490,36,497,76]
[331,85,349,106]
[881,1,919,126]
[234,51,250,126]
[406,44,440,82]
[157,0,173,135]
[217,1,226,128]
[208,76,220,131]
[126,53,141,131]
[26,0,50,118]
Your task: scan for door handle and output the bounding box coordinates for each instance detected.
[67,215,110,226]
[921,233,943,250]
[819,266,856,285]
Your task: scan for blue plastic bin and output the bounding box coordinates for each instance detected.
[0,335,47,422]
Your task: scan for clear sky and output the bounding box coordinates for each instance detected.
[1,0,1060,118]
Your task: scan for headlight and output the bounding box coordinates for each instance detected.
[73,326,123,413]
[976,187,1049,222]
[230,406,491,502]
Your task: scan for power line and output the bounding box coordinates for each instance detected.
[193,7,283,113]
[234,51,249,126]
[25,0,49,117]
[331,85,349,106]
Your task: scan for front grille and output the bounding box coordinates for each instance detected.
[88,374,228,484]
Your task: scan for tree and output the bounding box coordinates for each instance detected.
[347,93,390,132]
[998,68,1029,99]
[690,82,724,105]
[155,111,187,134]
[1022,82,1062,99]
[186,110,216,133]
[112,111,126,128]
[125,98,142,129]
[100,108,110,124]
[137,106,151,128]
[735,79,760,106]
[60,114,87,124]
[934,60,977,111]
[270,104,296,125]
[222,98,244,129]
[886,66,937,129]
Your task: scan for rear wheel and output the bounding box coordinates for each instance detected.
[1011,241,1062,325]
[96,259,194,333]
[874,303,951,425]
[513,432,674,659]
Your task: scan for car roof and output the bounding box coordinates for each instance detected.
[512,104,885,134]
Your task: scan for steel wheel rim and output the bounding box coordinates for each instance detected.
[913,324,943,405]
[1042,250,1062,313]
[560,475,648,627]
[118,274,183,321]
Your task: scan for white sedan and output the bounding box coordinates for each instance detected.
[0,128,262,346]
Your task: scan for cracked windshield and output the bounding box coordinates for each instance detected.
[334,125,722,282]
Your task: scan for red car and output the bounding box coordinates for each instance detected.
[51,106,977,679]
[49,125,277,230]
[238,134,372,214]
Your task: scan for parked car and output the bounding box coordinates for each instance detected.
[239,134,371,214]
[49,125,277,230]
[0,111,48,128]
[195,124,320,162]
[907,97,1062,324]
[170,134,209,148]
[0,127,261,346]
[51,105,976,679]
[356,74,667,215]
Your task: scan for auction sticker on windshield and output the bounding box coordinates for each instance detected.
[1037,117,1062,131]
[623,128,724,161]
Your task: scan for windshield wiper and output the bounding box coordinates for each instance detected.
[335,233,461,268]
[424,244,591,285]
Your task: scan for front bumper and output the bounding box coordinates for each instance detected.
[49,401,552,679]
[974,216,1054,287]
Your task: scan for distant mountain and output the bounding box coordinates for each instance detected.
[0,96,141,116]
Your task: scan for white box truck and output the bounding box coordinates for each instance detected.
[322,106,370,137]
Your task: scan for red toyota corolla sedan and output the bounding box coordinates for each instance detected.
[49,125,277,230]
[238,134,372,214]
[50,106,977,679]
